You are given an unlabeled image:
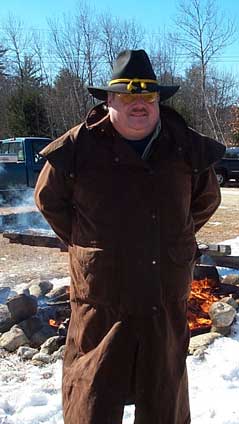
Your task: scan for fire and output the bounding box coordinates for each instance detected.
[188,279,221,330]
[49,319,60,327]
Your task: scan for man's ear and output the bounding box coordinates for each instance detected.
[107,92,113,106]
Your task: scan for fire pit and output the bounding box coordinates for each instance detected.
[189,265,239,336]
[1,207,239,359]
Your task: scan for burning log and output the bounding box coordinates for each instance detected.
[188,275,239,336]
[212,283,239,297]
[188,279,222,333]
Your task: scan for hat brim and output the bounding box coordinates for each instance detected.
[88,84,180,102]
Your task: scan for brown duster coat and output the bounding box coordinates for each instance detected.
[35,104,225,424]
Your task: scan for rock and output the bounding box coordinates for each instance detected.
[222,274,239,286]
[18,316,43,339]
[208,301,236,327]
[6,294,38,323]
[30,323,57,348]
[17,346,38,360]
[220,296,238,310]
[32,352,51,364]
[210,325,231,336]
[40,335,66,355]
[192,347,207,360]
[45,285,69,300]
[52,345,65,361]
[0,287,11,304]
[29,280,54,298]
[189,332,221,355]
[0,325,30,352]
[0,304,15,333]
[16,288,30,296]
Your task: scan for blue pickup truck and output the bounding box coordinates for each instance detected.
[0,137,52,193]
[214,147,239,186]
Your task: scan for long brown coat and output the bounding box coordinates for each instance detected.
[35,104,225,424]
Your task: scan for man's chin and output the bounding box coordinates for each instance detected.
[127,127,153,140]
[128,117,150,128]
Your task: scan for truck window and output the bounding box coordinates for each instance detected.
[0,141,24,161]
[32,140,50,163]
[0,143,9,154]
[9,142,24,161]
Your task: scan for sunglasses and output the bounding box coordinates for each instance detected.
[115,92,159,104]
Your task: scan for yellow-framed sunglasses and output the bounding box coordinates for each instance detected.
[115,92,159,104]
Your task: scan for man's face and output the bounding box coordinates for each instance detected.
[107,92,160,140]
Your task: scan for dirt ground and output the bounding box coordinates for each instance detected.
[0,187,238,288]
[197,187,239,244]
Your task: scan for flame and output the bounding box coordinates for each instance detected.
[49,319,60,327]
[188,278,221,330]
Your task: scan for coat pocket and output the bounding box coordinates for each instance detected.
[161,240,197,301]
[167,239,197,267]
[70,245,119,306]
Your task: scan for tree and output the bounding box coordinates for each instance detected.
[0,44,11,138]
[48,4,100,119]
[0,44,7,76]
[172,0,236,138]
[7,87,49,136]
[229,105,239,145]
[48,69,91,136]
[1,15,50,136]
[99,13,144,70]
[6,54,49,136]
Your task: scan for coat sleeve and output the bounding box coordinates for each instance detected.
[191,166,221,233]
[34,160,73,246]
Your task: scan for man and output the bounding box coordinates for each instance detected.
[35,50,225,424]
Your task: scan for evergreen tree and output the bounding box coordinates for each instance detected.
[6,55,50,136]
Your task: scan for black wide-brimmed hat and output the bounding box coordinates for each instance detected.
[88,49,180,102]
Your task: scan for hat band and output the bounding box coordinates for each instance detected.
[109,78,159,92]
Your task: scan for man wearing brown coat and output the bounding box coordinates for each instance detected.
[35,50,225,424]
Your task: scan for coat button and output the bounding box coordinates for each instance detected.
[152,305,158,311]
[152,260,157,265]
[114,157,120,163]
[152,213,156,220]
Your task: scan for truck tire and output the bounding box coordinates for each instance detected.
[216,170,226,187]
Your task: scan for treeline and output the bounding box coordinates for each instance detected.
[0,0,238,144]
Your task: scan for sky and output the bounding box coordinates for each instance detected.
[0,0,239,76]
[1,251,239,423]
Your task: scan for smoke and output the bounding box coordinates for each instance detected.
[0,187,50,231]
[11,187,35,207]
[0,163,6,175]
[0,187,34,207]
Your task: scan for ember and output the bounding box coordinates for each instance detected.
[49,319,62,328]
[188,278,221,331]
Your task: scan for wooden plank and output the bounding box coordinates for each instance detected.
[198,243,231,256]
[3,230,239,268]
[3,229,67,251]
[205,254,239,269]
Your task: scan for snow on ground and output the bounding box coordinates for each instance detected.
[1,239,239,423]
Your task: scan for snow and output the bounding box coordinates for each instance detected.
[1,239,239,423]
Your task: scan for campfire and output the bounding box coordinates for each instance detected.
[188,278,221,332]
[1,218,239,360]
